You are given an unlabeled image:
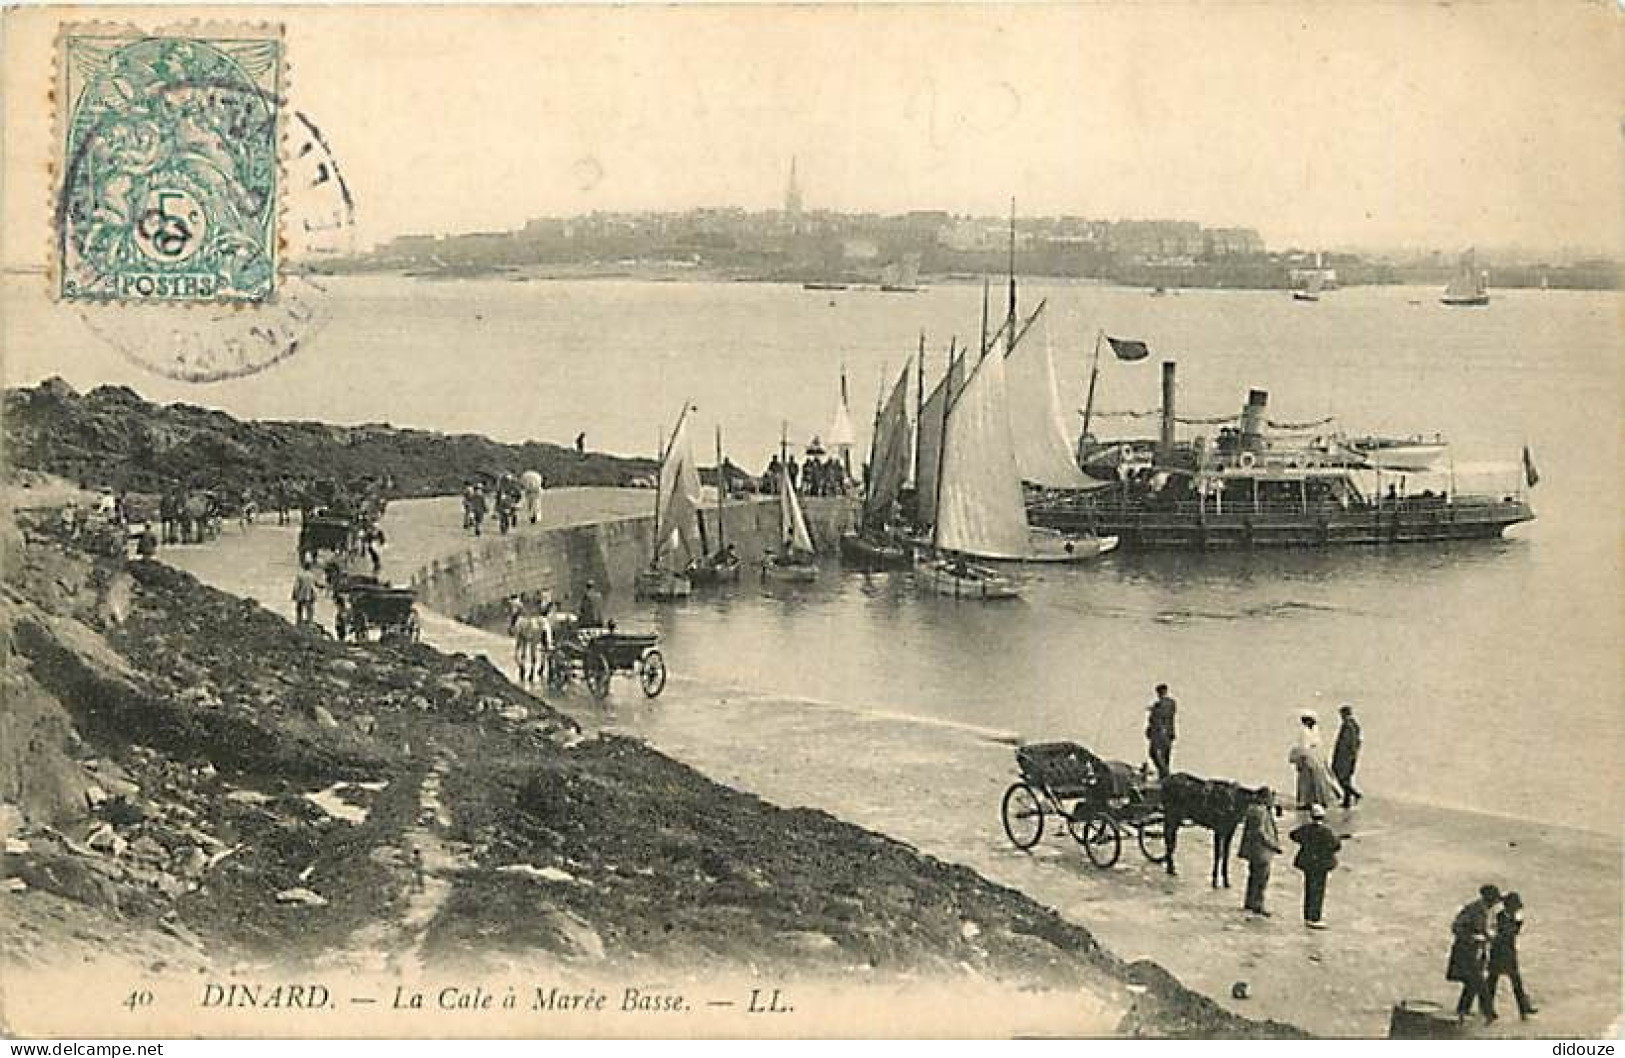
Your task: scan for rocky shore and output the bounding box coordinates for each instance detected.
[3,380,655,499]
[0,509,1302,1038]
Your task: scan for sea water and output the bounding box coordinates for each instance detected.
[6,274,1620,828]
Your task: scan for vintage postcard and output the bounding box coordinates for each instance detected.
[1,2,1620,1043]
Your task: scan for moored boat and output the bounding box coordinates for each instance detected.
[762,431,820,583]
[1441,249,1491,306]
[634,403,701,601]
[915,555,1020,600]
[840,359,915,569]
[686,425,743,586]
[1030,369,1535,549]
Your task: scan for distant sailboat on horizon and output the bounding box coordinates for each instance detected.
[879,255,921,293]
[1442,249,1491,306]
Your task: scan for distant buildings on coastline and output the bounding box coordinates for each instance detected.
[337,161,1619,291]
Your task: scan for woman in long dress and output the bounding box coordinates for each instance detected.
[1289,710,1344,810]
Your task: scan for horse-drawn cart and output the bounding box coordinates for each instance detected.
[546,625,667,700]
[1000,742,1167,867]
[334,576,421,644]
[298,511,357,565]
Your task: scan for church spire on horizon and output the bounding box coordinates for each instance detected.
[785,155,803,217]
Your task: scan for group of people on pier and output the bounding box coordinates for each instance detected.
[761,445,849,497]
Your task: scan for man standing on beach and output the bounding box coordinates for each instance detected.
[1448,884,1502,1024]
[1333,704,1363,808]
[1289,804,1341,928]
[1238,787,1282,916]
[292,560,319,627]
[1146,683,1177,781]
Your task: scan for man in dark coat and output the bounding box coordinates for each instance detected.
[1448,884,1502,1024]
[1332,704,1363,808]
[1145,683,1177,781]
[1288,803,1341,928]
[1237,787,1282,915]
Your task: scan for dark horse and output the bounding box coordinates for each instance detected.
[1161,772,1265,888]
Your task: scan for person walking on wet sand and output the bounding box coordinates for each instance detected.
[1290,710,1343,810]
[1238,786,1282,916]
[1145,683,1176,781]
[292,559,319,627]
[1448,884,1502,1024]
[1289,804,1340,928]
[1487,891,1538,1021]
[1332,704,1363,808]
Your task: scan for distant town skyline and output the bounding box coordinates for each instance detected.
[4,4,1621,268]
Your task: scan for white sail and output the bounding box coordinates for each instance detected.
[778,462,815,555]
[827,376,857,450]
[934,347,1033,560]
[1305,271,1325,295]
[656,410,703,560]
[1004,316,1094,489]
[914,353,964,528]
[1443,250,1488,301]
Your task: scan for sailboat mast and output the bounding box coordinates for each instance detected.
[979,277,990,359]
[912,331,925,487]
[1006,199,1017,361]
[1080,330,1104,442]
[779,421,789,557]
[932,337,957,552]
[714,424,725,550]
[861,367,885,529]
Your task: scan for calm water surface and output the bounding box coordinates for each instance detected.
[7,275,1620,827]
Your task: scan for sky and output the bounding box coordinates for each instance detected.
[4,3,1623,261]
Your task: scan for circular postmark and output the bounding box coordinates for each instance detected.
[57,35,354,382]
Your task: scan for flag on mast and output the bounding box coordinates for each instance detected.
[1106,336,1151,362]
[1522,444,1540,488]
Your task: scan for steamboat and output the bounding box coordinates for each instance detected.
[1030,363,1535,549]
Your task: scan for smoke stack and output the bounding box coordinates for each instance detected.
[1240,389,1269,451]
[1159,362,1177,462]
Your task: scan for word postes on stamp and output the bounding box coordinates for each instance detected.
[57,25,283,304]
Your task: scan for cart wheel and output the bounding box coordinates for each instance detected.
[586,652,612,699]
[1000,783,1045,850]
[639,650,667,698]
[1071,812,1122,868]
[1136,816,1169,864]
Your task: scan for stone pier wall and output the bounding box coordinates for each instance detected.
[408,495,857,624]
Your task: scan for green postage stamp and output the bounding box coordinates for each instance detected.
[55,25,284,302]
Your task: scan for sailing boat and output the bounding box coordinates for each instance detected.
[919,211,1116,586]
[1441,250,1490,306]
[1293,271,1325,302]
[879,254,921,293]
[826,367,858,486]
[761,429,819,583]
[686,425,742,585]
[839,363,914,568]
[634,403,701,601]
